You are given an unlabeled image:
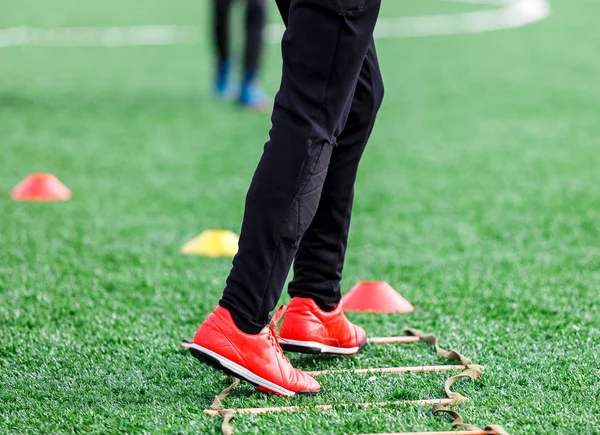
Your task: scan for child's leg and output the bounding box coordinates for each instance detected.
[288,41,384,310]
[212,0,234,94]
[240,0,269,109]
[243,0,267,82]
[219,0,382,333]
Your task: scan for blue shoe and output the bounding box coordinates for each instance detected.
[214,59,236,100]
[240,80,270,112]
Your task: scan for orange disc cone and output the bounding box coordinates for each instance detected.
[342,281,414,313]
[11,173,71,202]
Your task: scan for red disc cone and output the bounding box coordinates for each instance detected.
[11,173,71,202]
[342,281,414,313]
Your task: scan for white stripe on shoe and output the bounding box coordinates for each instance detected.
[279,339,361,355]
[189,344,296,396]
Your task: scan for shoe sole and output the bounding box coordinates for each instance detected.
[279,337,368,355]
[189,344,319,397]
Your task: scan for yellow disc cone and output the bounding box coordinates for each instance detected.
[180,230,239,257]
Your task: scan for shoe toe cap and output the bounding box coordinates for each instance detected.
[296,370,321,392]
[353,324,367,347]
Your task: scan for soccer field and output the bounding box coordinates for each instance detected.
[1,0,599,433]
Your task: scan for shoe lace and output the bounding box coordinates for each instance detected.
[268,305,289,362]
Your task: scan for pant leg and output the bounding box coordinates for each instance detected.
[288,41,384,310]
[219,0,382,330]
[275,0,291,25]
[213,0,234,64]
[243,0,267,74]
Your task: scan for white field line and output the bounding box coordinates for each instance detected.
[0,0,550,48]
[371,0,551,39]
[0,25,198,47]
[442,0,515,6]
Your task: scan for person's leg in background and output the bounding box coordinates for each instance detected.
[192,0,382,395]
[212,0,234,97]
[240,0,270,110]
[279,42,384,354]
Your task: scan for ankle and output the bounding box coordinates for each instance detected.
[219,303,265,334]
[314,299,337,312]
[289,295,339,312]
[242,68,258,90]
[216,59,230,89]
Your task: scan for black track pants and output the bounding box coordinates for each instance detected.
[220,0,384,331]
[212,0,267,72]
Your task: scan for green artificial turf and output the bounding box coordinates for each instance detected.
[1,0,599,433]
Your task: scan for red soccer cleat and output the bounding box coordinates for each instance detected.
[279,297,368,355]
[190,306,320,396]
